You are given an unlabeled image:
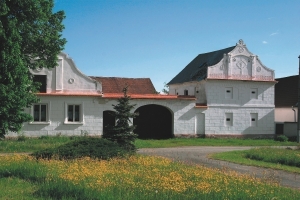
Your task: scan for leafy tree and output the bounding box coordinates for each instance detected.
[103,87,138,152]
[0,0,66,138]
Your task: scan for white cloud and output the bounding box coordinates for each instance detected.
[262,41,268,44]
[270,31,279,36]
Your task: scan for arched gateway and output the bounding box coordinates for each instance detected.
[133,104,173,139]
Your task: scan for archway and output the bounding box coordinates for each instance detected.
[103,110,116,134]
[133,104,173,139]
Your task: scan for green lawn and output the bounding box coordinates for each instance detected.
[0,136,298,153]
[211,147,300,174]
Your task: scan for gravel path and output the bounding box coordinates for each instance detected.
[138,146,300,190]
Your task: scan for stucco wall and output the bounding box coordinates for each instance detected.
[8,96,197,137]
[204,80,275,136]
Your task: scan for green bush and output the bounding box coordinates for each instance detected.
[274,135,288,142]
[31,137,132,160]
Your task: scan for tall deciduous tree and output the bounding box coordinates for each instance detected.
[0,0,66,138]
[103,87,138,152]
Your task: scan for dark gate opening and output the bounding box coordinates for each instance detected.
[133,104,173,139]
[103,111,116,134]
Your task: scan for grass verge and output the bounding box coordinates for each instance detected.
[211,148,300,174]
[0,136,298,153]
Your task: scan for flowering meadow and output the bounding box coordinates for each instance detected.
[0,154,300,199]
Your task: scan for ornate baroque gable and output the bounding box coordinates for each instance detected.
[207,40,274,81]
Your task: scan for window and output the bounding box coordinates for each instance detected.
[29,102,50,124]
[250,113,258,126]
[33,75,47,93]
[225,87,233,99]
[64,103,84,124]
[184,89,188,96]
[225,113,233,126]
[68,105,80,122]
[34,104,47,122]
[250,88,258,99]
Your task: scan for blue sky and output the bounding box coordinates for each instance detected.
[54,0,300,92]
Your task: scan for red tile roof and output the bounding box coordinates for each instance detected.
[102,93,196,100]
[90,76,157,94]
[275,75,298,107]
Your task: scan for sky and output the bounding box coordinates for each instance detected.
[53,0,300,92]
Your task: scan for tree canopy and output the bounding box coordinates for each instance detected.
[0,0,66,137]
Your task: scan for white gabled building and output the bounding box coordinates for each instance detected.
[9,53,196,138]
[9,40,276,138]
[168,39,276,138]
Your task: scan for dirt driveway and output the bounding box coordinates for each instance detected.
[138,146,300,190]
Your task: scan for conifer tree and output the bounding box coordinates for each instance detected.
[0,0,66,138]
[103,87,138,152]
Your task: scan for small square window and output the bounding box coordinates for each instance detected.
[250,113,258,126]
[251,88,258,99]
[184,89,188,96]
[65,103,84,124]
[225,87,233,99]
[33,104,47,122]
[225,113,233,126]
[30,102,51,124]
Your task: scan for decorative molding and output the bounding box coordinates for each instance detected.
[256,66,261,72]
[68,78,75,84]
[238,47,244,53]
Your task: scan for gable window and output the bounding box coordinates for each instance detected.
[225,87,233,99]
[33,75,47,93]
[250,88,258,99]
[184,89,188,96]
[29,102,51,124]
[64,103,84,124]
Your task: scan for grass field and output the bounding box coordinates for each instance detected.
[211,147,300,174]
[0,136,298,153]
[1,154,300,200]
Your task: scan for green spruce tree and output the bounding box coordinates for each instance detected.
[103,87,138,152]
[0,0,66,138]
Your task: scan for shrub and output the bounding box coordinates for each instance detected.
[274,135,288,142]
[31,137,131,160]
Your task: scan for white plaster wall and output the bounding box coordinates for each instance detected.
[204,79,275,135]
[8,96,197,137]
[204,107,274,135]
[275,108,297,122]
[206,80,275,107]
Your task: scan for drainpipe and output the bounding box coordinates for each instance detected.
[297,55,300,143]
[292,106,296,122]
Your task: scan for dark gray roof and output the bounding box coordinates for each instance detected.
[168,46,235,85]
[275,75,298,107]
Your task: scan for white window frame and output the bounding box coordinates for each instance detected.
[250,88,258,99]
[64,102,84,124]
[225,87,233,99]
[29,102,51,125]
[250,113,258,127]
[225,113,233,126]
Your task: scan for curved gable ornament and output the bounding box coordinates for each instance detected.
[207,39,274,81]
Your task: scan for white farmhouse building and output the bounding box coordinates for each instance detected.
[168,39,276,138]
[9,40,276,138]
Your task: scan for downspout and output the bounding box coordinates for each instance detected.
[297,55,300,143]
[292,106,296,122]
